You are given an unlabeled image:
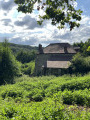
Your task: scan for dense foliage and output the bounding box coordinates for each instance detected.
[0,41,36,81]
[21,61,35,76]
[14,0,82,30]
[73,39,90,56]
[0,41,21,85]
[69,53,90,74]
[16,50,36,63]
[70,39,90,74]
[0,74,90,119]
[0,42,38,55]
[10,43,37,55]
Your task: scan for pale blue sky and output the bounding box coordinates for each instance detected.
[77,0,90,16]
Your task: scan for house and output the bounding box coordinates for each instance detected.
[35,43,78,75]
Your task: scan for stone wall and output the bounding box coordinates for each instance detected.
[35,53,75,75]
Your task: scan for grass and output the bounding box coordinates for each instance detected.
[0,74,90,119]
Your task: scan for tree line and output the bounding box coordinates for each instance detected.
[0,39,90,85]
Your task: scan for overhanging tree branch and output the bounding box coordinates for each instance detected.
[14,0,83,30]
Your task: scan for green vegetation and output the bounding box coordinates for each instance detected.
[0,41,36,81]
[0,39,90,119]
[62,89,90,106]
[21,61,35,76]
[16,50,36,63]
[14,0,82,30]
[69,53,90,74]
[70,39,90,74]
[73,38,90,56]
[0,74,90,119]
[0,40,21,85]
[0,42,38,55]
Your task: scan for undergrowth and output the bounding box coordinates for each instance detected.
[0,74,90,119]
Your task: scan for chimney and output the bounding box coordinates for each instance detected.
[39,44,43,54]
[64,46,68,53]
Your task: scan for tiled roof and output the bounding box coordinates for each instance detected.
[43,61,71,69]
[43,43,76,54]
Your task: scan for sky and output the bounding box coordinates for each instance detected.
[0,0,90,47]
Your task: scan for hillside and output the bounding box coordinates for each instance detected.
[0,42,38,54]
[0,74,90,119]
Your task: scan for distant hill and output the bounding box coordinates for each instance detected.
[0,42,38,54]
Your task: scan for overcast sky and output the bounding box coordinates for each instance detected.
[0,0,90,46]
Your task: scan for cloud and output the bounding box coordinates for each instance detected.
[1,19,11,26]
[14,15,45,29]
[9,34,38,45]
[8,15,90,46]
[0,0,90,46]
[0,0,16,11]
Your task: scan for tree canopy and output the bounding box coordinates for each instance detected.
[14,0,82,30]
[73,39,90,56]
[0,40,21,84]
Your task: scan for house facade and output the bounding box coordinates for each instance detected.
[35,43,77,75]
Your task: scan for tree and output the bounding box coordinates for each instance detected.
[70,53,90,74]
[0,43,3,62]
[82,39,90,56]
[87,46,90,54]
[0,40,21,85]
[73,39,90,56]
[16,50,36,63]
[14,0,82,30]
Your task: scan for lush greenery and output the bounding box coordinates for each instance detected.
[70,39,90,74]
[0,74,90,119]
[21,61,35,76]
[69,53,90,74]
[14,0,82,30]
[73,38,90,56]
[0,42,38,55]
[0,40,90,119]
[16,50,36,63]
[0,41,36,81]
[0,41,21,85]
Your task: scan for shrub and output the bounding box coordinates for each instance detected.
[2,107,17,118]
[32,94,43,102]
[0,40,21,84]
[61,89,90,106]
[70,53,90,74]
[1,90,22,99]
[61,77,90,91]
[21,61,35,76]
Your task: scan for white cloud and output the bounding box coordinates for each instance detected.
[0,0,90,46]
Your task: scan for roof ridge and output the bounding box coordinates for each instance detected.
[50,43,70,45]
[40,42,76,54]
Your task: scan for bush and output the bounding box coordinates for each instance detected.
[70,53,90,74]
[0,74,90,119]
[21,61,35,76]
[2,107,17,118]
[62,89,90,106]
[32,94,43,102]
[1,90,22,99]
[0,40,21,85]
